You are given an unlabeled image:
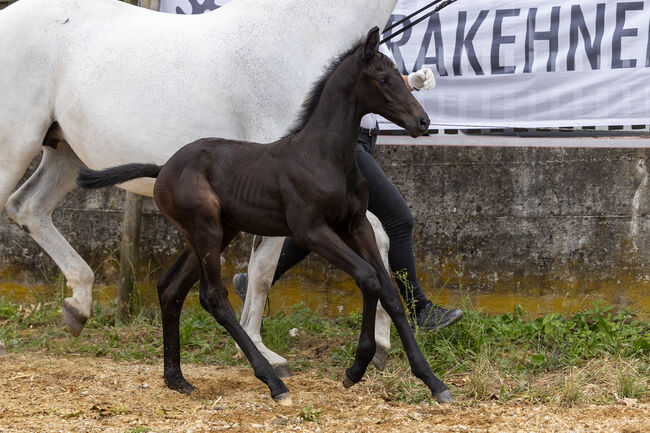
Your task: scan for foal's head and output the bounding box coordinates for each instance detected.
[355,27,430,137]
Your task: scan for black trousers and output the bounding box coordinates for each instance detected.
[272,127,429,309]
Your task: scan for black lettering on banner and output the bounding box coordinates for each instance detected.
[568,4,605,70]
[524,6,560,73]
[385,15,413,74]
[491,9,520,74]
[415,14,447,76]
[453,10,489,75]
[612,1,644,68]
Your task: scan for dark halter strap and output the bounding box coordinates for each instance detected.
[380,0,459,45]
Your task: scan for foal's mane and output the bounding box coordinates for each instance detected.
[283,40,364,137]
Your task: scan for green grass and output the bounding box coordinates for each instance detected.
[299,405,323,423]
[388,300,649,404]
[125,427,150,433]
[0,294,647,406]
[414,301,648,372]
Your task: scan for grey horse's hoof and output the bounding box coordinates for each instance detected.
[273,392,292,406]
[435,390,453,404]
[371,347,388,371]
[341,373,356,389]
[62,300,88,337]
[274,363,293,378]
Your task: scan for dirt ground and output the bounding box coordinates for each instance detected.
[0,354,647,433]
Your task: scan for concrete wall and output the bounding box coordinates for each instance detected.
[1,145,649,296]
[382,145,650,292]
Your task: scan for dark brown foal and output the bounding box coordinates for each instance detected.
[78,27,452,405]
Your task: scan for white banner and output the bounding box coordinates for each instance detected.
[383,0,650,129]
[160,0,650,130]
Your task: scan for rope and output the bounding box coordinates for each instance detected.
[382,0,446,34]
[380,0,459,45]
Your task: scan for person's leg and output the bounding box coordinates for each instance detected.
[355,129,463,330]
[355,135,425,308]
[272,238,311,284]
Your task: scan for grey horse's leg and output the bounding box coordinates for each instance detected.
[239,236,292,376]
[6,141,93,336]
[0,137,41,214]
[366,212,392,371]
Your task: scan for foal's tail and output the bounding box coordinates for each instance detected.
[77,163,162,189]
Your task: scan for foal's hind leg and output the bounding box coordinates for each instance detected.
[157,244,200,394]
[190,223,291,405]
[161,184,291,405]
[6,142,93,335]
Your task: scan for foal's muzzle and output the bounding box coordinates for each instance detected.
[418,113,430,133]
[406,112,430,137]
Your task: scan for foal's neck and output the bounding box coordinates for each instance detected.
[299,58,366,167]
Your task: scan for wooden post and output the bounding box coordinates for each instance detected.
[115,0,159,324]
[116,192,143,324]
[142,0,161,10]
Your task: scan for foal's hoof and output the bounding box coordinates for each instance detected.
[62,299,88,337]
[273,363,293,378]
[165,376,198,395]
[435,390,453,404]
[371,347,389,371]
[273,392,292,406]
[341,373,356,389]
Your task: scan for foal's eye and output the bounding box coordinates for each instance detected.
[377,77,388,85]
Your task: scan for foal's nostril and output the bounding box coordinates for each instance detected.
[419,114,430,131]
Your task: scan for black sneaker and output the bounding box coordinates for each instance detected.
[415,301,463,331]
[233,273,248,304]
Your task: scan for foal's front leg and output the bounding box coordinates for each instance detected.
[345,218,453,403]
[292,223,381,383]
[294,221,452,403]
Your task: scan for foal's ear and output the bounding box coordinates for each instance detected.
[363,26,381,61]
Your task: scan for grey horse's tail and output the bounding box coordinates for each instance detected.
[77,164,161,189]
